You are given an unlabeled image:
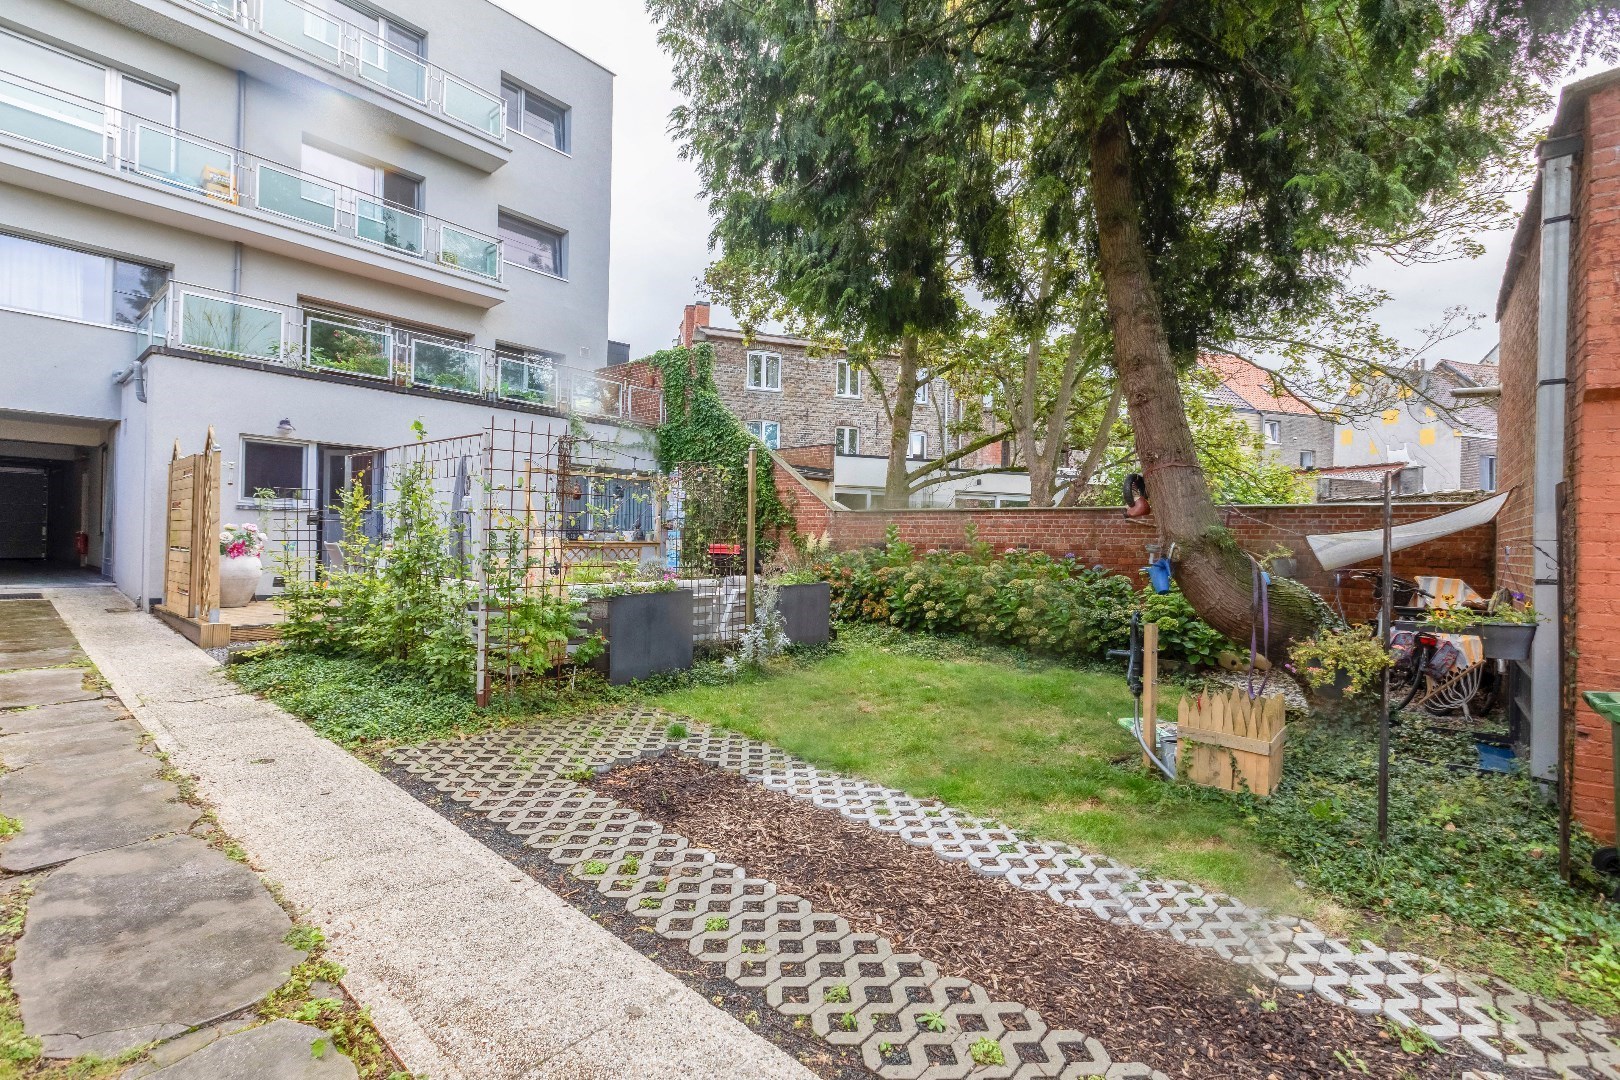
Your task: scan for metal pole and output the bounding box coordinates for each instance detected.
[745,444,757,626]
[1378,469,1394,845]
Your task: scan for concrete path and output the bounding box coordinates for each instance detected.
[0,599,301,1062]
[47,587,817,1080]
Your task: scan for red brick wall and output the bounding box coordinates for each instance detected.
[1568,84,1620,842]
[785,494,1495,626]
[778,444,835,472]
[773,460,833,541]
[1496,219,1539,600]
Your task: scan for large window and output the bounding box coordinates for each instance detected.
[241,439,307,501]
[746,350,782,391]
[835,425,859,455]
[835,359,860,398]
[0,232,167,326]
[501,80,569,151]
[498,212,565,277]
[746,420,781,450]
[0,29,175,162]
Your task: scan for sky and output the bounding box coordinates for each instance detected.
[503,0,1593,367]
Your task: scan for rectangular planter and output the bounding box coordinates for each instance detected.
[1476,621,1535,662]
[775,582,831,647]
[584,589,694,685]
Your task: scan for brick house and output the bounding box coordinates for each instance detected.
[1494,68,1620,843]
[613,305,1031,509]
[1200,353,1336,476]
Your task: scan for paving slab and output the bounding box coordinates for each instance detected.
[0,697,129,735]
[0,716,144,769]
[0,646,84,671]
[0,757,198,872]
[144,1020,358,1080]
[12,832,301,1058]
[49,586,817,1080]
[0,668,96,709]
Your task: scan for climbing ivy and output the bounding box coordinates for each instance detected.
[649,343,792,558]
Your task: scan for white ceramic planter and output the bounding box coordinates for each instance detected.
[219,554,263,608]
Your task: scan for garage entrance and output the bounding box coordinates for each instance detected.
[0,416,112,590]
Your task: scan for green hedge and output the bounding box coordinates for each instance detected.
[816,532,1235,666]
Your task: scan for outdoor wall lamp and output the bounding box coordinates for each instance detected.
[276,418,295,437]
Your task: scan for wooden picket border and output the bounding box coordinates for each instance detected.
[1177,687,1288,796]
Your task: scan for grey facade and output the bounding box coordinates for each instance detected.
[1328,361,1499,495]
[0,0,635,601]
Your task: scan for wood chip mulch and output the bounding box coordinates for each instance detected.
[590,753,1507,1080]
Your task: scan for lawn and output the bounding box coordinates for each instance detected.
[656,623,1312,912]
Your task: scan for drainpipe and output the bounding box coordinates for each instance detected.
[1529,135,1579,781]
[232,71,246,296]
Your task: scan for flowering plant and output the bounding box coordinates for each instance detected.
[220,523,265,559]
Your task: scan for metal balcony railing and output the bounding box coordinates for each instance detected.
[0,71,503,281]
[179,0,506,140]
[132,283,663,424]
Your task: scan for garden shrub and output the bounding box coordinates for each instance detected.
[816,528,1235,665]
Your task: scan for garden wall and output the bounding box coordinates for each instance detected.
[773,461,1496,625]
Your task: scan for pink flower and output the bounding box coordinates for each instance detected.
[227,541,247,558]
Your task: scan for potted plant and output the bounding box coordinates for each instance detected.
[1288,625,1393,703]
[218,523,265,608]
[1421,596,1538,661]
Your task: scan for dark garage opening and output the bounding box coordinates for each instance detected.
[0,453,92,570]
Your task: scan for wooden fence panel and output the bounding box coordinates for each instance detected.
[161,430,221,621]
[1177,688,1288,796]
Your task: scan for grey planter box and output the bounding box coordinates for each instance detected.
[584,589,694,685]
[775,582,831,647]
[1476,622,1536,662]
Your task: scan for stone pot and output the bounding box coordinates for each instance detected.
[219,554,262,608]
[1476,621,1536,662]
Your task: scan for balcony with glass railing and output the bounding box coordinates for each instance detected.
[132,283,662,424]
[172,0,505,147]
[0,72,504,288]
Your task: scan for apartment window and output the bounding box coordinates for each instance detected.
[307,0,424,54]
[1479,454,1498,491]
[1299,450,1315,470]
[746,420,780,450]
[747,350,782,391]
[0,232,167,326]
[1,30,177,162]
[300,143,420,208]
[498,212,565,277]
[915,369,930,404]
[835,359,860,398]
[835,425,859,455]
[1263,419,1281,444]
[241,438,307,501]
[501,79,569,152]
[908,430,927,460]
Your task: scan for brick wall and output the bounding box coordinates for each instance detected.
[775,454,1496,626]
[1568,83,1620,842]
[778,444,834,472]
[1497,212,1539,598]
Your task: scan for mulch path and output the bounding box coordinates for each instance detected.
[591,752,1508,1080]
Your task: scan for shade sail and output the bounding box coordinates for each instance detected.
[1306,492,1509,571]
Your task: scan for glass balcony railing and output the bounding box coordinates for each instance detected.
[0,74,502,281]
[254,0,503,139]
[132,284,665,425]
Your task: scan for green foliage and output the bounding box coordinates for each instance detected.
[1252,721,1620,1012]
[228,651,475,747]
[817,530,1234,666]
[647,343,791,557]
[968,1037,1005,1066]
[1289,625,1394,699]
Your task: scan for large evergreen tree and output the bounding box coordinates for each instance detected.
[650,0,1617,655]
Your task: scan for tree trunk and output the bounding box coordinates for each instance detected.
[883,333,921,508]
[1088,116,1324,659]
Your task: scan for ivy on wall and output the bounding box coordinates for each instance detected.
[649,343,793,557]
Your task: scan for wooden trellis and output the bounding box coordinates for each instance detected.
[154,429,227,646]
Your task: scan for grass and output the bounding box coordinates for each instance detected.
[654,623,1309,911]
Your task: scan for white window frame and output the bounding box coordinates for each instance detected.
[835,425,859,455]
[500,77,571,155]
[238,436,310,508]
[746,419,780,449]
[1299,449,1315,469]
[1263,419,1282,444]
[1479,454,1498,491]
[914,369,930,404]
[835,359,860,399]
[746,350,782,392]
[907,430,927,460]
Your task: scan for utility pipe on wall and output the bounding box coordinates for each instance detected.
[1530,137,1578,782]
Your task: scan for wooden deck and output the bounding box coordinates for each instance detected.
[154,598,286,649]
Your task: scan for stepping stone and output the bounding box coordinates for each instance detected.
[0,717,144,770]
[13,834,302,1058]
[0,669,96,710]
[0,646,85,671]
[0,698,128,735]
[143,1020,358,1080]
[0,755,197,872]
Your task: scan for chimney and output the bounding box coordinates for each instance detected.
[680,302,711,347]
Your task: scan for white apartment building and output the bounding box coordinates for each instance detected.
[0,0,649,604]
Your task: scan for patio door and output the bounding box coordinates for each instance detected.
[318,446,380,567]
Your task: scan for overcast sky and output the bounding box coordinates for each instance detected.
[503,0,1591,366]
